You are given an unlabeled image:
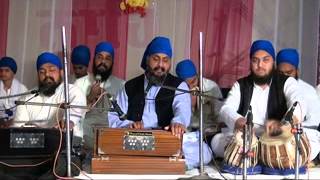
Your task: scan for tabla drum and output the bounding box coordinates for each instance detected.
[224,131,259,168]
[259,129,310,169]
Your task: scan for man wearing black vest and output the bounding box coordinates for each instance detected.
[108,36,191,135]
[211,40,305,159]
[108,36,213,169]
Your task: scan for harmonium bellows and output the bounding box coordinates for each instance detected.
[92,128,185,174]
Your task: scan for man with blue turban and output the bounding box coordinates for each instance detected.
[108,36,207,170]
[71,45,91,80]
[175,59,222,133]
[8,52,87,178]
[74,41,125,170]
[0,56,27,125]
[211,40,307,175]
[277,48,320,162]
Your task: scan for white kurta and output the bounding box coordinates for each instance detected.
[315,84,320,98]
[13,83,87,140]
[211,77,316,159]
[297,79,320,160]
[74,74,125,148]
[0,78,28,119]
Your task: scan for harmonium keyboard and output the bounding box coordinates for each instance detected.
[92,127,185,174]
[0,127,65,159]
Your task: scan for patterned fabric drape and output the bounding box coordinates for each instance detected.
[0,0,9,57]
[71,0,129,79]
[317,9,320,85]
[190,0,254,88]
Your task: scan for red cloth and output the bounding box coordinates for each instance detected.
[191,0,254,88]
[0,0,9,57]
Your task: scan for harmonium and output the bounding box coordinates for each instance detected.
[92,127,185,174]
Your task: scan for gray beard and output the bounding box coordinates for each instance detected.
[145,67,168,85]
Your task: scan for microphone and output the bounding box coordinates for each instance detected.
[106,94,127,120]
[0,89,39,100]
[246,105,253,126]
[281,101,298,125]
[95,74,102,84]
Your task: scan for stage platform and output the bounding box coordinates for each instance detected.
[75,165,320,179]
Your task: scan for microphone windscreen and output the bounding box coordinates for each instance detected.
[95,74,102,83]
[14,101,25,105]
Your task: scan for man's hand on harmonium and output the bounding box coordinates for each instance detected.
[164,122,186,138]
[129,121,144,129]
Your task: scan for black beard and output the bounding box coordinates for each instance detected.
[93,63,113,82]
[38,77,61,97]
[145,65,168,85]
[251,67,274,85]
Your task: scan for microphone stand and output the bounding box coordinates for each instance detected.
[14,100,111,111]
[287,113,303,180]
[61,26,72,177]
[178,32,219,180]
[198,31,206,178]
[159,85,222,101]
[0,90,38,99]
[176,32,220,180]
[242,106,253,180]
[242,125,248,180]
[294,123,302,180]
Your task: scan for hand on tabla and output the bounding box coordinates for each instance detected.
[129,121,144,129]
[234,117,246,131]
[265,119,280,136]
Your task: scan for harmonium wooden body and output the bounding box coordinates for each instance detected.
[92,127,185,174]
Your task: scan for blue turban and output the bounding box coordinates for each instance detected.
[71,45,91,67]
[95,41,114,60]
[276,48,299,69]
[0,57,17,74]
[250,40,275,60]
[176,59,197,80]
[36,52,62,71]
[140,36,172,70]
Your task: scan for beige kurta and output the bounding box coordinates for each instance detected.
[74,74,125,149]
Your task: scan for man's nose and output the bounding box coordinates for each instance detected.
[158,59,165,67]
[257,59,263,68]
[44,71,51,76]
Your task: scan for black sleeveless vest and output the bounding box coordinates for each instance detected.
[125,74,183,127]
[237,72,289,120]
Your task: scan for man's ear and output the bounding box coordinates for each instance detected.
[60,69,64,78]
